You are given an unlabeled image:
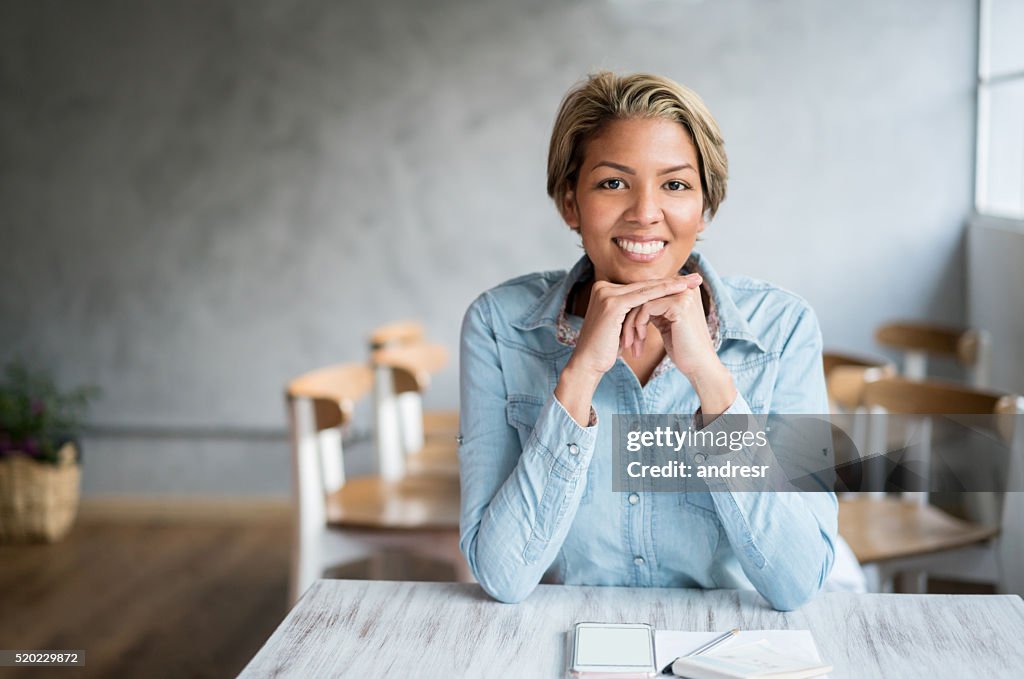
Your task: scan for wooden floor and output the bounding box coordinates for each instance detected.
[0,516,453,678]
[0,516,992,678]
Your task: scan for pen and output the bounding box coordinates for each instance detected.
[659,628,739,674]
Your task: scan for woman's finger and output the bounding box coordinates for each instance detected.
[612,273,702,294]
[613,275,702,309]
[632,300,654,344]
[622,304,641,354]
[635,296,674,332]
[625,305,645,358]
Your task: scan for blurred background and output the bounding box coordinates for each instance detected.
[5,0,1022,497]
[1,0,1022,676]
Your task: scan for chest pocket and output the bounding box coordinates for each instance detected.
[505,394,592,505]
[682,483,718,514]
[506,394,544,450]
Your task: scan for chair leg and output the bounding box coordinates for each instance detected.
[861,563,898,593]
[898,571,927,593]
[290,530,324,607]
[369,552,388,580]
[862,563,880,593]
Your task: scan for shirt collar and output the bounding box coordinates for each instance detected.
[510,255,593,332]
[689,251,768,353]
[511,252,767,353]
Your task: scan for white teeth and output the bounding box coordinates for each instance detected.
[615,238,665,255]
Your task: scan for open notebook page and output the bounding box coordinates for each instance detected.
[654,630,831,679]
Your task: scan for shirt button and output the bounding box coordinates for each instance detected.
[628,493,640,505]
[567,443,579,456]
[634,556,645,566]
[694,453,707,464]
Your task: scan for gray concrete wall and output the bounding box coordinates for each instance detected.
[0,0,980,496]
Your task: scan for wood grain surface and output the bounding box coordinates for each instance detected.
[239,580,1024,678]
[0,519,291,679]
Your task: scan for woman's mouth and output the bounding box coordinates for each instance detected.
[614,237,666,260]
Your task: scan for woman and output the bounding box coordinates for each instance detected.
[458,72,838,610]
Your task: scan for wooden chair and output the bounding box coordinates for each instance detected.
[370,341,459,479]
[875,323,997,524]
[837,376,1024,594]
[822,351,896,494]
[369,320,425,350]
[875,321,992,387]
[285,362,465,606]
[822,350,896,413]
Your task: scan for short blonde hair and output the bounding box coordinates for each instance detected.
[547,71,728,220]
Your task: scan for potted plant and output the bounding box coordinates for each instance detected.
[0,360,99,542]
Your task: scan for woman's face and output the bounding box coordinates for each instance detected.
[563,117,705,284]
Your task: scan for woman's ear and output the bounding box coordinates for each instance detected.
[562,190,580,231]
[694,211,707,241]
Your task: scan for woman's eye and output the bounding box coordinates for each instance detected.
[665,180,689,191]
[599,178,625,190]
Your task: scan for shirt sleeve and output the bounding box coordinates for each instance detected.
[457,293,597,603]
[697,305,837,611]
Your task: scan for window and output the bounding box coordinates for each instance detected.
[976,0,1024,218]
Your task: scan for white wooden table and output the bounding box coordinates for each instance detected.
[239,580,1024,678]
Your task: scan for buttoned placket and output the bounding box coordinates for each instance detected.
[615,364,656,586]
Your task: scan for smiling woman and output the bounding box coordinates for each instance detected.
[457,71,846,610]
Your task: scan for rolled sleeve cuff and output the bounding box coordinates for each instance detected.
[691,394,780,491]
[525,392,598,481]
[694,392,753,429]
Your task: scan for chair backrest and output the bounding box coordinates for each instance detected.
[861,377,1015,417]
[368,320,425,351]
[371,343,448,395]
[822,351,896,412]
[286,363,374,500]
[287,363,374,429]
[875,321,992,387]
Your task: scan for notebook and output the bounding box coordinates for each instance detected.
[654,630,831,679]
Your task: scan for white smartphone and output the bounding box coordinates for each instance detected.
[570,621,657,678]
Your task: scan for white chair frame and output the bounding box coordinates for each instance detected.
[287,369,466,607]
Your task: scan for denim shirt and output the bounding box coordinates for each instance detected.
[458,253,837,611]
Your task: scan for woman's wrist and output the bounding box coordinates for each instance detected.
[555,360,602,427]
[686,360,737,417]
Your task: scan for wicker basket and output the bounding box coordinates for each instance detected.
[0,443,81,543]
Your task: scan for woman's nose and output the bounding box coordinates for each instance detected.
[624,185,663,225]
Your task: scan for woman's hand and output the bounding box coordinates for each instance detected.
[572,275,704,378]
[621,286,713,376]
[622,286,737,415]
[555,275,702,425]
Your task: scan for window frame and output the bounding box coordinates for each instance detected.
[975,0,1024,220]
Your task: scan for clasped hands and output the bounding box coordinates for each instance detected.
[572,274,715,380]
[557,274,737,425]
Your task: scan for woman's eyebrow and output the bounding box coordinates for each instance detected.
[590,161,695,175]
[592,161,635,174]
[657,163,695,175]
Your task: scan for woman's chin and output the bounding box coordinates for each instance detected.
[603,264,682,285]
